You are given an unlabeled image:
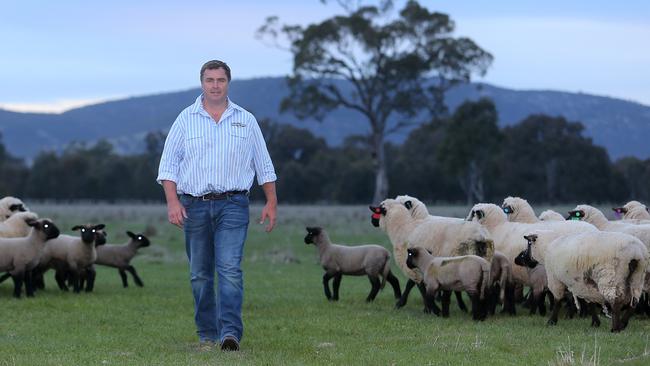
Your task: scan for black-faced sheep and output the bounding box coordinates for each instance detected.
[613,201,650,222]
[304,227,401,302]
[90,231,150,289]
[0,218,60,297]
[517,232,648,332]
[406,247,490,320]
[0,196,28,221]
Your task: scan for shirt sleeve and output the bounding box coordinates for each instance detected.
[156,114,185,185]
[250,115,277,185]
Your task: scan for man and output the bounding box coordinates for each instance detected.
[157,60,277,352]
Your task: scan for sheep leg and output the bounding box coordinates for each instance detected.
[610,302,623,332]
[469,292,481,320]
[70,272,81,293]
[488,284,499,315]
[55,271,69,291]
[589,303,601,328]
[332,273,342,301]
[366,276,381,302]
[455,291,468,313]
[85,267,96,292]
[24,270,34,297]
[395,279,416,309]
[418,282,441,315]
[385,271,402,299]
[441,290,452,317]
[547,296,564,326]
[322,273,334,300]
[119,269,129,288]
[620,304,635,331]
[32,269,45,290]
[501,282,516,315]
[538,290,548,316]
[126,265,144,287]
[12,273,23,298]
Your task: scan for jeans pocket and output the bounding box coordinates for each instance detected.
[228,193,249,208]
[179,194,196,209]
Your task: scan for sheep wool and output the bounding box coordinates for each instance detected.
[0,196,28,222]
[538,210,565,222]
[0,211,39,238]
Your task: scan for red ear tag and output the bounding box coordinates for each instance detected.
[371,213,381,219]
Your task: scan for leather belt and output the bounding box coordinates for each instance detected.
[196,190,248,201]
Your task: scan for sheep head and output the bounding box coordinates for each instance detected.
[368,205,386,227]
[304,226,323,244]
[515,234,539,268]
[567,209,586,221]
[72,224,106,244]
[127,231,150,248]
[406,246,432,271]
[27,218,60,240]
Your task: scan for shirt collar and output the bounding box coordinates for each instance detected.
[190,94,244,115]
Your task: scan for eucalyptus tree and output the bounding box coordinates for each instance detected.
[257,0,492,202]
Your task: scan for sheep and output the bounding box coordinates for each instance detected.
[0,196,28,221]
[370,198,494,315]
[55,228,109,292]
[36,224,105,293]
[487,251,515,315]
[0,211,39,238]
[501,196,538,224]
[405,246,491,320]
[393,194,471,313]
[304,226,401,302]
[569,205,650,250]
[613,201,650,223]
[89,231,150,289]
[516,231,648,332]
[538,210,565,222]
[0,218,60,297]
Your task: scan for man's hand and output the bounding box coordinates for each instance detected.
[167,199,187,229]
[260,201,276,232]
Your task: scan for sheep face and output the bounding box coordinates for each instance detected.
[127,231,150,247]
[467,209,485,221]
[567,209,585,221]
[405,247,419,269]
[368,205,386,227]
[9,203,26,213]
[514,234,539,268]
[27,218,60,240]
[72,224,106,244]
[304,227,322,244]
[501,205,513,215]
[406,247,431,270]
[612,207,627,218]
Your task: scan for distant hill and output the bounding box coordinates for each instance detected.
[1,77,650,161]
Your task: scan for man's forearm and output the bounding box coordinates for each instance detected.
[261,182,277,205]
[162,180,180,204]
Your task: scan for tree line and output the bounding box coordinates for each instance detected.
[1,98,648,205]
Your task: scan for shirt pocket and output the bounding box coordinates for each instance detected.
[185,135,205,157]
[229,122,249,139]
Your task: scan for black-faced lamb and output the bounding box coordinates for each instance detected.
[90,231,150,289]
[0,218,59,297]
[304,226,401,302]
[36,224,105,293]
[405,246,491,320]
[517,232,648,332]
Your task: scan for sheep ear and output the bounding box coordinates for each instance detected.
[94,224,105,230]
[25,218,38,227]
[126,231,136,239]
[476,210,485,219]
[404,201,413,210]
[71,225,82,231]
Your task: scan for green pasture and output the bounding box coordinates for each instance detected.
[1,203,649,365]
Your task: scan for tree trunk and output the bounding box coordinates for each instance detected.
[372,135,389,204]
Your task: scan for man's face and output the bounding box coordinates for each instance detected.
[201,68,229,104]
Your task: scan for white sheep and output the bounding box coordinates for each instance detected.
[406,247,491,320]
[569,205,650,250]
[517,231,648,332]
[37,224,105,293]
[502,196,538,223]
[538,210,565,222]
[370,198,494,314]
[0,218,60,297]
[0,196,28,222]
[304,227,401,302]
[0,211,39,238]
[613,201,650,223]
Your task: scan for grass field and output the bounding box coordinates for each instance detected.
[1,203,650,365]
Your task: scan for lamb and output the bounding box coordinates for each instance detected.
[613,201,650,222]
[487,251,515,315]
[0,211,39,238]
[304,226,401,302]
[0,218,59,297]
[516,232,648,332]
[0,196,28,221]
[36,224,105,293]
[405,246,491,320]
[90,231,151,289]
[370,198,494,314]
[538,210,565,222]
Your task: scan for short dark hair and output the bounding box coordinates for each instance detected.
[200,60,231,82]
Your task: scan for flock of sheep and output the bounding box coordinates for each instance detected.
[306,195,650,332]
[0,196,151,298]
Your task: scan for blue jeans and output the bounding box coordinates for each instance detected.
[180,193,249,343]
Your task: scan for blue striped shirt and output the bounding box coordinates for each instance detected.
[157,95,277,196]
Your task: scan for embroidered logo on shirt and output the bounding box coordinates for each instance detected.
[231,122,247,128]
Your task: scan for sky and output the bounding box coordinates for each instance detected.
[1,0,649,113]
